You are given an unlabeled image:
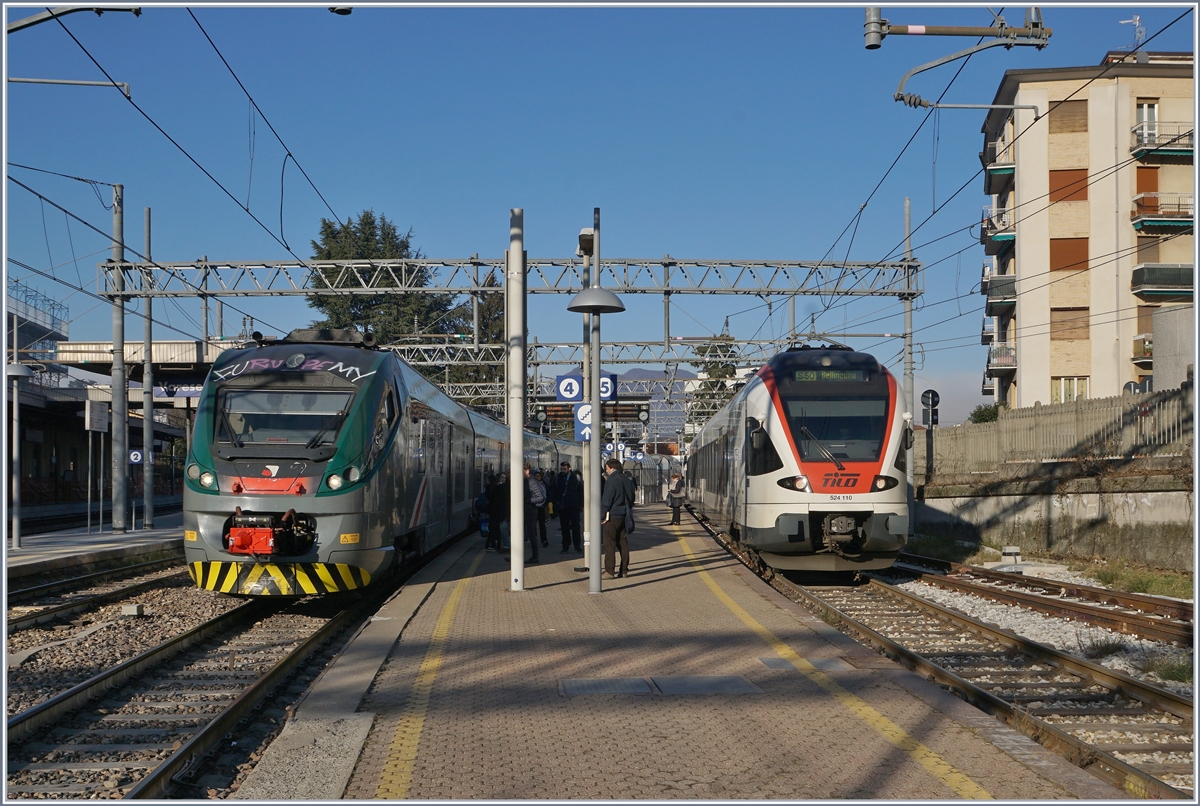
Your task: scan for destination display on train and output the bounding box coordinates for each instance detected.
[793,369,867,382]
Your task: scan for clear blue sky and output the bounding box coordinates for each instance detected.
[4,3,1195,423]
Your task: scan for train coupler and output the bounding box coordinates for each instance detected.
[223,507,317,556]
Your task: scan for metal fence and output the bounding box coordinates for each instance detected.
[917,386,1193,480]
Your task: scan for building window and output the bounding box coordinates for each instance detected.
[1137,305,1159,336]
[1049,238,1089,271]
[1051,376,1089,404]
[1050,307,1090,340]
[1049,169,1089,202]
[1049,100,1087,133]
[1136,98,1159,143]
[1136,236,1161,264]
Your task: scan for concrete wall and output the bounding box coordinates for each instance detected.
[917,476,1194,571]
[1153,304,1196,390]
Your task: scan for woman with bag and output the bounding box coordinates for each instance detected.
[667,472,685,525]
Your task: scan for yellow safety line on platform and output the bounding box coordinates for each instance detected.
[675,530,994,800]
[376,548,486,799]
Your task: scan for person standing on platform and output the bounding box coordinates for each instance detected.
[600,457,635,578]
[555,461,583,553]
[489,471,510,552]
[533,470,550,548]
[667,472,686,525]
[523,463,544,564]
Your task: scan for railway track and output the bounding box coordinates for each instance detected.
[896,553,1193,645]
[8,567,192,634]
[5,593,375,800]
[5,532,467,799]
[691,516,1193,799]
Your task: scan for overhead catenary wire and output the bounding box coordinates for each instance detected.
[187,8,342,226]
[46,9,326,273]
[7,174,285,336]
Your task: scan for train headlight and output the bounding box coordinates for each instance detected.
[198,471,216,489]
[872,475,900,491]
[346,466,361,483]
[327,473,344,490]
[186,464,201,481]
[776,475,811,492]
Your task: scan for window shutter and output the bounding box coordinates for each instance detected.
[1050,308,1090,340]
[1049,169,1089,202]
[1049,238,1089,271]
[1048,100,1088,133]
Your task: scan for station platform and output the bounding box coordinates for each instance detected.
[234,506,1122,801]
[6,511,184,582]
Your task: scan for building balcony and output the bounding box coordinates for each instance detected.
[981,207,1015,255]
[1132,334,1153,370]
[982,140,1015,195]
[981,317,995,345]
[981,373,995,396]
[987,342,1017,374]
[1131,263,1193,302]
[985,274,1016,316]
[1131,192,1194,233]
[1130,121,1194,160]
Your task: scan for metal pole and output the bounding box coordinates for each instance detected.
[87,431,93,534]
[664,291,670,348]
[11,376,22,550]
[589,207,603,594]
[99,429,105,533]
[200,258,209,355]
[111,184,127,533]
[903,198,915,536]
[142,207,154,529]
[507,209,526,591]
[580,253,592,572]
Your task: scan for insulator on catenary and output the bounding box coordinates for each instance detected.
[894,93,932,109]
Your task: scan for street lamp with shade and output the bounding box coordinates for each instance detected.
[8,363,33,550]
[568,211,624,593]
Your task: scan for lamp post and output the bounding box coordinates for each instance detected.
[567,208,624,594]
[8,362,33,550]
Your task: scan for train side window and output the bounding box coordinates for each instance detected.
[746,417,783,476]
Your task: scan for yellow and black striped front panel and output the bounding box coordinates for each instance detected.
[189,561,372,596]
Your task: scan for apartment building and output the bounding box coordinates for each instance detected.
[979,51,1193,407]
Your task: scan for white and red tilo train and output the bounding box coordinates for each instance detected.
[684,346,911,572]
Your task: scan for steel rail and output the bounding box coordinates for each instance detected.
[957,563,1192,622]
[8,554,184,602]
[7,570,190,633]
[125,587,389,799]
[5,600,270,741]
[907,571,1193,646]
[782,579,1191,800]
[871,580,1193,721]
[690,522,1193,799]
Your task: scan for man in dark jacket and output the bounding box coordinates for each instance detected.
[600,458,635,578]
[555,462,583,553]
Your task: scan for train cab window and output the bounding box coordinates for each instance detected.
[218,389,353,448]
[785,399,888,463]
[745,417,784,476]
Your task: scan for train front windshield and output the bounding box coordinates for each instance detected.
[785,399,889,462]
[777,368,890,463]
[217,389,355,447]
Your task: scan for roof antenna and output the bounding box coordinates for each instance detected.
[1119,14,1147,61]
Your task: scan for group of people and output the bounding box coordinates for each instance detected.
[479,461,586,565]
[476,459,685,579]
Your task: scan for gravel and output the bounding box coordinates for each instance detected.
[6,580,243,716]
[892,578,1194,699]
